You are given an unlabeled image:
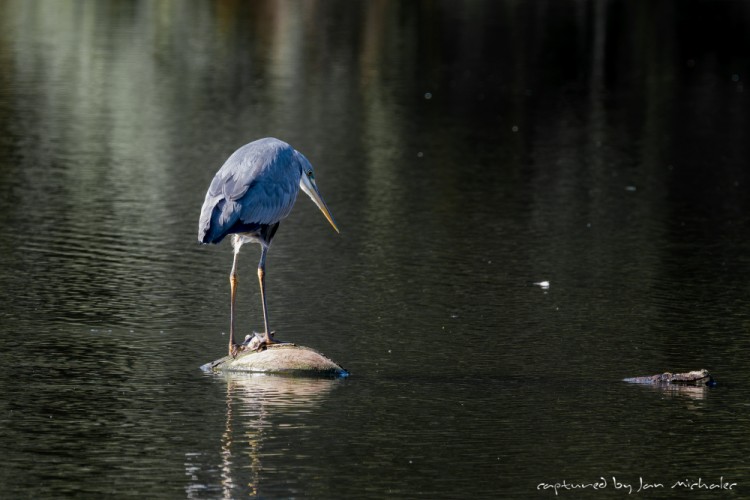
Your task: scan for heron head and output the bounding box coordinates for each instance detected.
[298,158,339,233]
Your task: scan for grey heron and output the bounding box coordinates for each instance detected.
[198,138,339,358]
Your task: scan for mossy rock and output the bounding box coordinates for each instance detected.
[201,343,348,377]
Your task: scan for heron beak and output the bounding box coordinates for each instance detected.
[301,175,339,233]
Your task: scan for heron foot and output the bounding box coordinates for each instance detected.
[229,343,240,358]
[228,338,261,357]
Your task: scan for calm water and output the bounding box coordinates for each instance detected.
[1,0,750,498]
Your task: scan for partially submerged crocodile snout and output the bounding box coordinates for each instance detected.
[623,369,714,386]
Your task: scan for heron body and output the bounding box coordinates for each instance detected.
[198,138,338,357]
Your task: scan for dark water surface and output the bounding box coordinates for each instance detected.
[1,1,750,498]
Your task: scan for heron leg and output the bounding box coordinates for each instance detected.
[257,245,275,346]
[229,246,241,358]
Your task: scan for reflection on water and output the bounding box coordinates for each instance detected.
[627,382,712,401]
[1,0,750,497]
[186,374,340,499]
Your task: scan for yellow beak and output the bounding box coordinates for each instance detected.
[301,175,339,233]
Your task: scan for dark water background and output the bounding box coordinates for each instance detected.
[1,0,749,498]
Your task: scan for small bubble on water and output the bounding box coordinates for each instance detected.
[424,92,432,99]
[511,125,519,132]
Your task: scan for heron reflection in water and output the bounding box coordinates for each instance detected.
[198,138,339,357]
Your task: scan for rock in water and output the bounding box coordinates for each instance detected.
[201,344,349,377]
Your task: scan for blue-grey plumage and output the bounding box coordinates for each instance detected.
[200,138,300,244]
[198,137,339,357]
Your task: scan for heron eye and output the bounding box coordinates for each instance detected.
[306,170,314,178]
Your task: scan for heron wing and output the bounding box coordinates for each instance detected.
[237,175,298,226]
[198,139,301,244]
